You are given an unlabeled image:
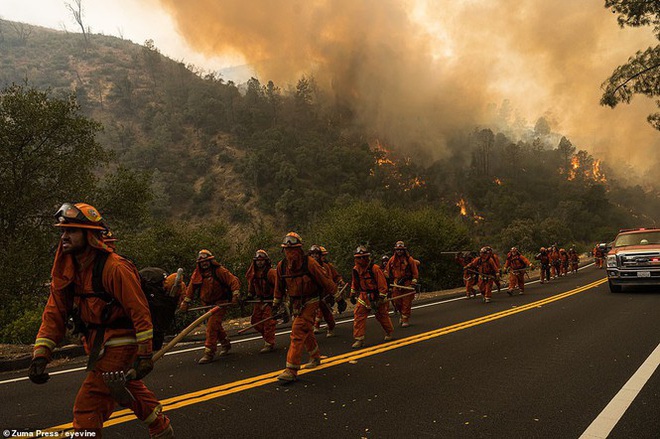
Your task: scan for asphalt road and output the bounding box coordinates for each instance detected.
[1,266,658,438]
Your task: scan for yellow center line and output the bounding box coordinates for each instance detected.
[45,277,607,432]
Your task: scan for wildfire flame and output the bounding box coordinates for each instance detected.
[591,160,607,184]
[566,155,607,185]
[494,177,503,186]
[456,198,468,216]
[568,156,580,181]
[371,139,426,191]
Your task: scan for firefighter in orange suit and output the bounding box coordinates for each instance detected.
[568,247,580,273]
[465,247,499,303]
[350,246,394,348]
[456,252,478,298]
[29,203,172,438]
[549,245,561,277]
[273,232,336,383]
[593,244,605,269]
[321,246,348,314]
[180,249,241,364]
[245,249,277,353]
[385,241,419,327]
[485,246,502,292]
[310,245,340,337]
[504,247,531,295]
[559,248,569,276]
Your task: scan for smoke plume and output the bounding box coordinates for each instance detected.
[159,0,659,178]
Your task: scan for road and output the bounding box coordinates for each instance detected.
[0,266,658,438]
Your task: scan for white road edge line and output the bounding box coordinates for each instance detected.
[579,341,660,439]
[0,262,597,385]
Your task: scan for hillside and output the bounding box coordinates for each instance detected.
[0,19,261,224]
[2,19,660,343]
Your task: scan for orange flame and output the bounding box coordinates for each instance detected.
[372,139,426,190]
[456,198,468,216]
[591,159,607,184]
[494,178,502,186]
[568,156,580,181]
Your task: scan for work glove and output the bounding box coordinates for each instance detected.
[231,292,240,305]
[179,301,189,313]
[28,357,50,384]
[133,354,154,380]
[272,300,282,315]
[337,298,347,314]
[350,295,357,305]
[325,294,335,307]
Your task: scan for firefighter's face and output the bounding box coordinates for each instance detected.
[255,259,266,268]
[396,249,405,255]
[199,260,211,270]
[355,255,369,267]
[60,228,86,255]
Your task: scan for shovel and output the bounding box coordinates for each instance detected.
[103,305,223,404]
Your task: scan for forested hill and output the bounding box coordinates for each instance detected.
[2,19,658,237]
[1,19,659,342]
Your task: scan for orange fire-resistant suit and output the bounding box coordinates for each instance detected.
[351,262,394,341]
[385,253,419,324]
[549,247,561,277]
[504,252,530,293]
[184,261,240,355]
[559,249,569,276]
[314,261,342,331]
[568,249,580,273]
[274,250,335,376]
[456,253,478,297]
[465,254,499,300]
[246,261,277,346]
[33,235,170,436]
[593,245,605,269]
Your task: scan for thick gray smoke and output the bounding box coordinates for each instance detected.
[159,0,659,178]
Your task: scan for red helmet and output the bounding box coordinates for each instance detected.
[54,203,106,231]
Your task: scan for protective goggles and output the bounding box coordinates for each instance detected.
[54,203,105,230]
[282,235,302,247]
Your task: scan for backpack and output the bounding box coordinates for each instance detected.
[139,267,178,332]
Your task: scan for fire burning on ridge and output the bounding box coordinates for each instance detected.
[566,154,607,185]
[456,198,468,216]
[371,140,426,192]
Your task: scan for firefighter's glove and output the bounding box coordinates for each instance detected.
[325,294,335,307]
[28,357,50,384]
[133,354,154,380]
[350,295,357,305]
[337,298,348,314]
[272,300,282,315]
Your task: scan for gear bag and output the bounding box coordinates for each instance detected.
[139,267,178,335]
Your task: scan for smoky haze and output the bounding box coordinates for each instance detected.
[159,0,659,178]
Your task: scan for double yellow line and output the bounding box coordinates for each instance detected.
[46,277,607,433]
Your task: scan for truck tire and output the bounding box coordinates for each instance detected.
[608,280,622,293]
